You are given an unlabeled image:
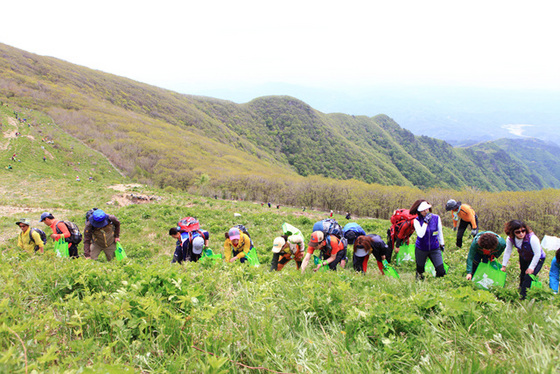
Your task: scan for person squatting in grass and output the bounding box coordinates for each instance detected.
[169,227,209,263]
[40,212,79,258]
[549,248,560,294]
[224,227,251,263]
[410,199,446,279]
[83,209,121,261]
[16,218,44,254]
[269,233,305,271]
[465,231,506,280]
[300,231,347,273]
[501,220,545,300]
[445,199,478,248]
[352,234,389,275]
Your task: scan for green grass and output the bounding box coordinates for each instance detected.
[2,103,560,373]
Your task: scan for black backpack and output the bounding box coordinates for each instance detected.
[29,228,47,251]
[56,221,83,244]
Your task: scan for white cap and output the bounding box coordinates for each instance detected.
[418,201,432,212]
[272,237,286,253]
[192,236,205,254]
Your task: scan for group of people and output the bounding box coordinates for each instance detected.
[15,197,553,300]
[16,209,121,261]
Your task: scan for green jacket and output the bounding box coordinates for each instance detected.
[466,231,506,274]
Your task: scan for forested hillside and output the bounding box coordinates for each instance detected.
[2,42,560,192]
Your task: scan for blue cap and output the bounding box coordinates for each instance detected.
[40,212,52,222]
[90,209,109,228]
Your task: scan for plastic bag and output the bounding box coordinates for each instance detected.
[530,274,543,289]
[313,255,328,272]
[115,242,127,261]
[425,258,450,277]
[54,238,69,258]
[472,260,506,289]
[282,222,302,237]
[395,243,415,265]
[245,248,260,267]
[200,248,223,264]
[382,259,400,279]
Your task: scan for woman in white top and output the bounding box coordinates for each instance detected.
[501,220,545,299]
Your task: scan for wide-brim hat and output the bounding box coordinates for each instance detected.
[90,209,110,228]
[16,218,31,226]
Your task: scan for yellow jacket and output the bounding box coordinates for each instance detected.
[451,204,477,229]
[224,232,251,261]
[17,227,45,253]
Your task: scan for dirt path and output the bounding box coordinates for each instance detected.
[0,117,19,150]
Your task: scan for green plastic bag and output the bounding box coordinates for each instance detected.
[246,248,260,267]
[200,248,222,264]
[530,274,543,289]
[382,259,400,279]
[282,222,302,238]
[313,255,328,272]
[472,260,506,289]
[54,238,69,258]
[425,258,450,277]
[115,242,127,261]
[395,243,415,265]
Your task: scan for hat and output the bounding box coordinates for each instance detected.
[16,218,31,226]
[39,212,53,222]
[228,227,240,241]
[308,231,324,248]
[445,199,458,211]
[192,236,205,255]
[272,237,286,253]
[90,209,110,228]
[418,201,432,212]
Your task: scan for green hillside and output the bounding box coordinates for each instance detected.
[1,43,559,192]
[2,101,560,373]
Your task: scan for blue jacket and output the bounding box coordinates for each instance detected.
[550,257,559,293]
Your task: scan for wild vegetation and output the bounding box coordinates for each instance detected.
[2,103,560,373]
[3,43,560,194]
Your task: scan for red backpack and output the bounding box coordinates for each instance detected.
[387,209,417,250]
[178,217,200,232]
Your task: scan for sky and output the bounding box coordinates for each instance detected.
[1,0,560,141]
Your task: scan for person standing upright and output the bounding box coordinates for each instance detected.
[445,199,478,248]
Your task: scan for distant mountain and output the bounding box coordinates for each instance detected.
[1,42,559,192]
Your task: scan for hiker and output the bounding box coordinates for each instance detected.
[352,234,389,274]
[300,231,347,273]
[465,231,506,280]
[345,212,351,220]
[40,212,79,258]
[410,200,446,279]
[445,199,478,248]
[270,233,305,271]
[549,248,560,294]
[83,209,121,261]
[329,210,333,217]
[16,218,45,254]
[224,227,251,263]
[169,224,210,263]
[501,220,545,299]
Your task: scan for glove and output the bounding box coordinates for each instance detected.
[471,229,478,237]
[424,213,433,223]
[452,227,457,231]
[439,245,445,252]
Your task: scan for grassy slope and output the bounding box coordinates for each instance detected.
[1,106,560,373]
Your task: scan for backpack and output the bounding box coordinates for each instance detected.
[312,219,343,238]
[233,224,254,248]
[387,209,417,250]
[178,217,200,232]
[56,221,83,244]
[29,228,47,251]
[343,222,366,244]
[85,208,98,224]
[323,235,348,258]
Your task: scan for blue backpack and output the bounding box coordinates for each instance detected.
[343,223,366,244]
[312,219,343,238]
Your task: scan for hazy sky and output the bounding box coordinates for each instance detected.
[2,0,559,100]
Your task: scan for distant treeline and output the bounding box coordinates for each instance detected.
[189,173,560,237]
